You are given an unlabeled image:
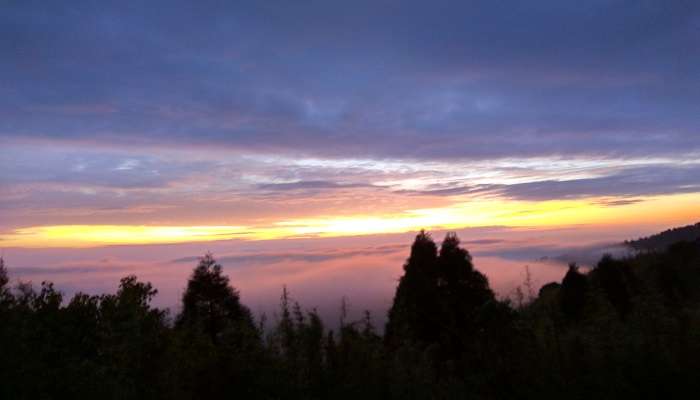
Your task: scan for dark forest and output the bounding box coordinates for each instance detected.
[2,228,700,399]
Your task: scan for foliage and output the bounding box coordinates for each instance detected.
[625,221,700,251]
[2,232,700,399]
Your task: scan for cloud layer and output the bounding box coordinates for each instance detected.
[2,1,699,160]
[1,1,699,246]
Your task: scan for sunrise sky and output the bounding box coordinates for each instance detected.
[1,1,699,317]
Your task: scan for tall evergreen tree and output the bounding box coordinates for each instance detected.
[385,230,440,346]
[0,257,11,308]
[560,263,588,320]
[438,232,494,311]
[176,253,256,344]
[0,257,7,291]
[436,233,496,360]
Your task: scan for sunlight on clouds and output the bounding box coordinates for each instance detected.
[3,193,698,248]
[1,225,249,248]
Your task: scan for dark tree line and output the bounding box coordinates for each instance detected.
[625,221,700,251]
[1,232,700,399]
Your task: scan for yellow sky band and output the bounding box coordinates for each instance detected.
[2,194,698,248]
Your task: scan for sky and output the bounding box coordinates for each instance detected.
[1,1,700,320]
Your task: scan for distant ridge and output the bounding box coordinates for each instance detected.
[625,222,700,251]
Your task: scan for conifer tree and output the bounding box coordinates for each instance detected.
[177,253,256,344]
[560,263,588,320]
[385,230,440,346]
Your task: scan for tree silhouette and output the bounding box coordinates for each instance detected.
[177,253,256,345]
[560,263,588,320]
[98,276,167,398]
[386,231,497,365]
[385,230,440,346]
[0,257,12,308]
[591,254,633,317]
[0,257,7,291]
[438,232,494,312]
[3,228,700,399]
[436,232,496,362]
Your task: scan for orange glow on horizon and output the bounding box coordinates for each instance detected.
[2,193,699,248]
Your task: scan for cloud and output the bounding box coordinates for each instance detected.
[0,149,211,189]
[0,1,698,160]
[9,264,130,276]
[474,242,633,267]
[594,198,645,207]
[1,1,699,237]
[494,164,700,201]
[395,184,490,197]
[257,180,372,191]
[462,239,505,246]
[170,244,407,266]
[398,164,700,202]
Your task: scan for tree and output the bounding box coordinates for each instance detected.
[98,276,168,399]
[0,257,12,308]
[560,263,588,320]
[0,257,7,291]
[591,255,633,317]
[437,232,494,311]
[386,231,497,350]
[436,233,496,362]
[177,253,256,344]
[385,230,440,346]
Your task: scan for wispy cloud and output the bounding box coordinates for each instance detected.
[257,180,373,192]
[1,0,699,248]
[10,264,130,276]
[474,242,632,267]
[170,244,406,266]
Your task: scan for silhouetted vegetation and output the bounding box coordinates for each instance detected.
[625,221,700,251]
[2,228,700,399]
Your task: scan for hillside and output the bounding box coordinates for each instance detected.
[625,222,700,251]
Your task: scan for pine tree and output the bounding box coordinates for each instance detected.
[0,257,7,291]
[385,230,440,346]
[0,257,11,307]
[438,232,494,312]
[560,263,588,320]
[177,253,256,344]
